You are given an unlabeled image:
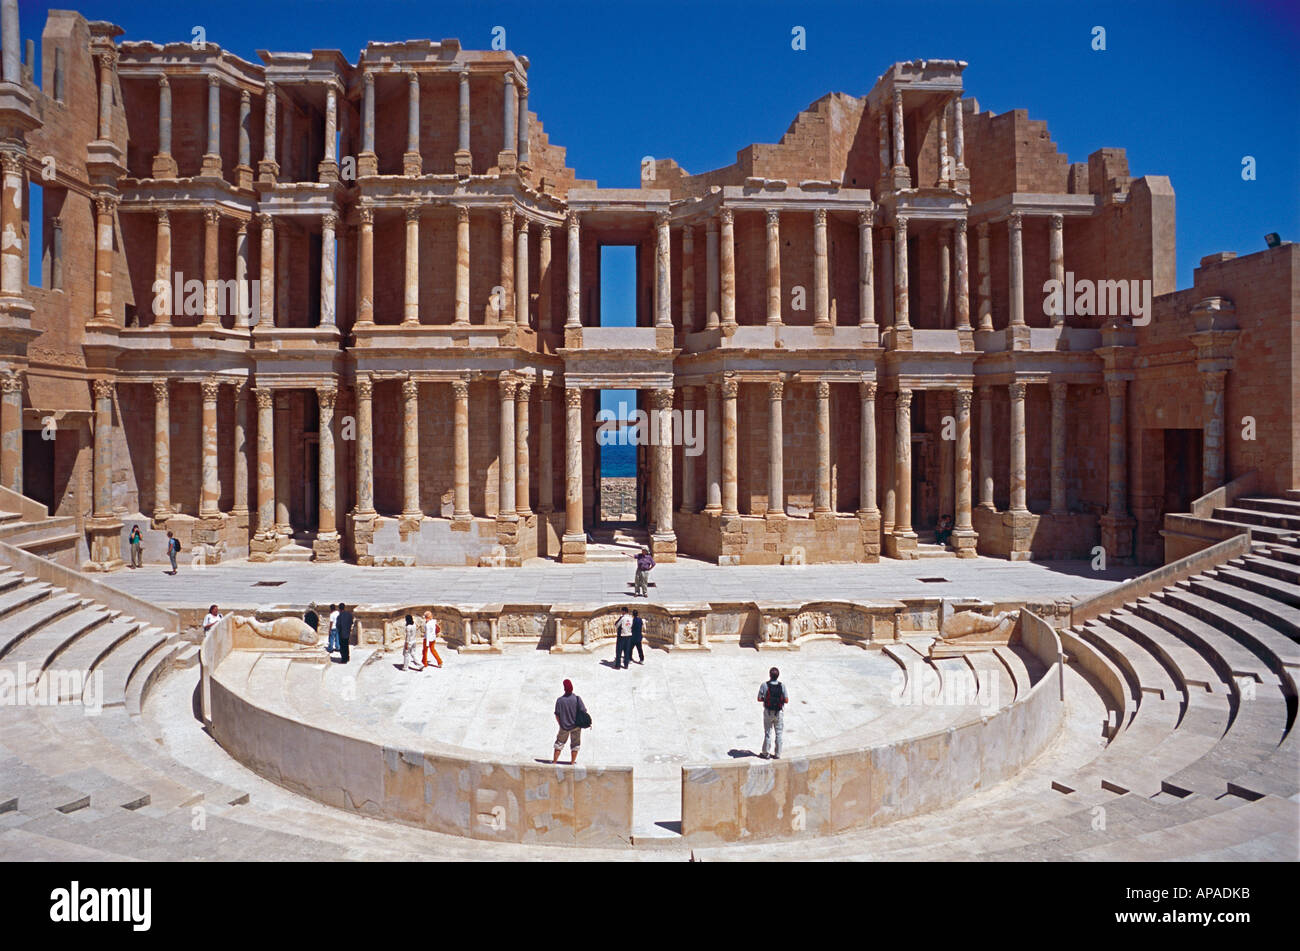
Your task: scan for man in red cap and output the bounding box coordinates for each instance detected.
[552,679,591,764]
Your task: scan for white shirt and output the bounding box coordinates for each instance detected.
[202,612,223,633]
[424,618,439,641]
[616,615,632,637]
[329,610,339,632]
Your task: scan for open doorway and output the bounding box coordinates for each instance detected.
[596,244,643,527]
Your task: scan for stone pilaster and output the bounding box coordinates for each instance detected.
[0,371,21,495]
[765,209,782,326]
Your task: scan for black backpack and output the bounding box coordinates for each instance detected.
[763,681,784,711]
[574,700,592,729]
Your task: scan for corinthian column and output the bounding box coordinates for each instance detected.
[538,379,554,513]
[201,208,219,326]
[92,379,114,519]
[858,381,877,516]
[404,72,422,176]
[93,194,117,323]
[498,374,517,517]
[357,208,374,325]
[705,383,722,512]
[232,382,249,516]
[516,217,530,328]
[767,378,784,514]
[976,222,992,331]
[403,205,420,326]
[1007,213,1025,329]
[1050,381,1068,514]
[814,381,831,512]
[859,210,875,328]
[891,89,905,169]
[455,205,470,326]
[652,388,674,533]
[539,225,553,332]
[455,68,471,173]
[765,210,782,326]
[893,214,910,332]
[516,380,531,515]
[273,394,290,536]
[955,387,974,534]
[1048,214,1065,327]
[721,376,738,516]
[563,387,584,540]
[201,74,222,177]
[319,213,337,326]
[355,376,374,516]
[680,386,696,514]
[682,225,695,331]
[154,210,172,326]
[720,208,736,327]
[199,378,220,516]
[498,206,515,324]
[895,388,914,536]
[565,211,580,329]
[257,213,274,327]
[402,378,420,517]
[254,387,275,536]
[978,384,994,509]
[954,219,971,331]
[1201,370,1227,494]
[452,379,471,519]
[1009,381,1028,513]
[153,75,177,178]
[316,388,338,540]
[706,216,720,330]
[654,212,671,328]
[150,379,170,518]
[813,209,830,327]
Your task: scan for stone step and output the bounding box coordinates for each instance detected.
[1180,575,1300,641]
[1263,544,1300,567]
[42,617,143,700]
[1238,496,1300,517]
[1,605,113,672]
[1214,506,1300,531]
[0,593,85,660]
[1209,565,1300,608]
[1080,619,1178,701]
[1205,518,1293,542]
[125,638,185,716]
[1238,553,1300,586]
[1139,594,1278,688]
[0,754,92,816]
[1108,607,1224,696]
[1153,588,1300,693]
[0,580,52,621]
[91,628,169,708]
[271,544,314,563]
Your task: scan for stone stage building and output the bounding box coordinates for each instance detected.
[0,7,1294,570]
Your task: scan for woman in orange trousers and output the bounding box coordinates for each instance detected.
[422,610,443,668]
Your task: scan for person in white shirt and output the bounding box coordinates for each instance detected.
[614,607,633,669]
[202,605,223,635]
[422,610,443,669]
[402,614,422,671]
[327,605,340,654]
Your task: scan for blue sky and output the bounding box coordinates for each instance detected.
[19,0,1300,415]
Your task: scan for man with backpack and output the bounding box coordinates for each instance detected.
[633,547,655,598]
[552,679,590,764]
[758,667,789,759]
[165,530,181,575]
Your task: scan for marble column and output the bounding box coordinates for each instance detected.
[152,75,177,177]
[705,383,722,512]
[402,378,420,517]
[680,386,697,514]
[721,376,739,516]
[859,210,875,328]
[502,73,516,157]
[893,214,910,331]
[765,210,782,326]
[564,387,584,537]
[357,208,374,325]
[895,388,913,535]
[1202,370,1227,494]
[405,72,422,175]
[955,388,973,531]
[891,89,905,169]
[655,212,671,328]
[235,221,251,328]
[254,387,274,535]
[498,207,515,324]
[453,379,471,518]
[403,205,420,325]
[1048,214,1065,327]
[355,376,374,516]
[232,382,249,516]
[455,205,471,325]
[813,209,830,327]
[1009,381,1028,513]
[565,211,580,329]
[881,391,896,532]
[767,379,784,514]
[976,222,992,331]
[1106,379,1128,517]
[498,374,517,517]
[858,381,878,516]
[939,228,952,327]
[720,208,736,327]
[319,213,336,326]
[274,222,289,327]
[320,83,338,179]
[652,388,674,533]
[954,219,971,331]
[97,51,115,139]
[706,217,721,330]
[516,217,530,328]
[538,225,553,332]
[261,81,277,179]
[362,73,376,159]
[939,391,954,518]
[815,381,832,512]
[238,89,251,174]
[202,74,221,177]
[92,379,114,518]
[953,97,965,172]
[153,210,171,326]
[200,377,220,516]
[148,379,170,517]
[1007,213,1025,328]
[877,112,890,176]
[257,213,274,328]
[201,208,219,326]
[316,387,337,537]
[517,82,530,165]
[93,194,116,323]
[978,385,995,509]
[682,225,695,331]
[881,229,894,327]
[938,99,950,184]
[529,381,550,516]
[1050,381,1068,514]
[273,394,290,535]
[516,380,531,515]
[455,69,471,171]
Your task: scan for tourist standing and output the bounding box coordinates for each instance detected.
[614,607,633,669]
[629,609,645,665]
[422,610,443,668]
[165,531,180,575]
[128,525,143,568]
[402,614,422,671]
[758,667,788,760]
[335,604,353,664]
[202,605,223,636]
[327,604,340,653]
[552,679,590,764]
[633,547,655,597]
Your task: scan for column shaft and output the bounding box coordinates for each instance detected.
[457,70,471,154]
[976,222,992,331]
[455,206,470,325]
[978,386,994,508]
[765,210,782,325]
[813,209,830,327]
[357,208,374,324]
[200,379,219,516]
[895,388,913,534]
[515,219,530,328]
[705,384,722,511]
[1050,381,1067,514]
[254,388,274,534]
[1202,371,1227,493]
[564,388,583,535]
[157,75,172,157]
[721,378,738,515]
[92,380,113,518]
[1008,213,1025,327]
[954,219,971,331]
[233,383,249,514]
[768,380,784,513]
[355,377,374,515]
[956,388,973,530]
[720,209,736,327]
[652,388,674,533]
[859,381,878,515]
[94,196,116,322]
[404,206,420,325]
[153,210,171,326]
[706,217,720,330]
[257,214,274,327]
[363,74,375,154]
[891,89,904,167]
[654,213,671,328]
[498,207,515,323]
[402,379,420,516]
[893,215,910,330]
[1048,214,1064,326]
[565,212,580,328]
[680,387,696,513]
[1107,380,1128,516]
[273,395,290,534]
[538,383,553,512]
[453,381,471,517]
[498,375,516,516]
[682,225,695,331]
[202,208,219,326]
[859,211,875,328]
[317,388,337,534]
[1009,381,1028,513]
[516,382,531,515]
[319,214,336,326]
[151,380,169,517]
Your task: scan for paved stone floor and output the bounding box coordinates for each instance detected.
[101,554,1140,610]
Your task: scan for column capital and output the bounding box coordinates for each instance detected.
[565,386,583,408]
[452,379,470,400]
[355,375,373,400]
[956,387,973,412]
[154,208,170,226]
[1202,369,1228,393]
[317,386,337,410]
[501,205,515,226]
[321,212,338,231]
[858,208,874,227]
[517,214,530,235]
[503,71,515,86]
[516,380,532,402]
[253,386,273,410]
[566,210,579,229]
[1105,378,1127,399]
[721,375,739,399]
[255,212,272,228]
[408,70,420,88]
[235,218,248,236]
[363,71,374,88]
[499,373,518,399]
[1050,213,1064,230]
[814,208,828,227]
[860,380,877,400]
[1050,380,1068,402]
[157,73,170,89]
[203,207,220,226]
[0,371,23,395]
[682,223,694,241]
[976,221,989,238]
[240,88,250,106]
[1007,211,1023,233]
[719,207,734,226]
[358,207,374,226]
[200,377,220,403]
[897,388,912,420]
[768,378,785,401]
[765,208,780,226]
[815,380,830,400]
[405,204,421,222]
[896,386,912,406]
[955,217,968,235]
[895,214,908,234]
[458,69,469,85]
[457,204,471,224]
[402,377,419,400]
[95,193,119,217]
[206,72,220,89]
[652,387,674,410]
[89,377,112,401]
[1008,380,1028,401]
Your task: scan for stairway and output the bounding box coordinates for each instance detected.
[585,526,648,563]
[0,506,82,567]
